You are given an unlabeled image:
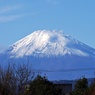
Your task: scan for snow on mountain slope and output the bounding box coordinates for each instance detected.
[6,30,95,58]
[1,30,95,80]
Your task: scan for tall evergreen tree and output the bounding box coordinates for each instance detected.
[71,77,88,95]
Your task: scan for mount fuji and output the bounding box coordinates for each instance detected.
[0,30,95,80]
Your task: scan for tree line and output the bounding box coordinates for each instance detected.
[0,63,95,95]
[0,64,62,95]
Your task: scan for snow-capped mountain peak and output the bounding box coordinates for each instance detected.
[6,30,95,58]
[1,30,95,80]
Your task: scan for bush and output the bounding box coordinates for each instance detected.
[28,75,62,95]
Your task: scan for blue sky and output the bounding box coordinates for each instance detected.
[0,0,95,48]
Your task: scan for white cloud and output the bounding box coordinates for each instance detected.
[0,4,36,23]
[0,4,22,14]
[0,15,23,23]
[0,4,24,23]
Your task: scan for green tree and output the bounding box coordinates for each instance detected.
[71,77,88,95]
[28,75,62,95]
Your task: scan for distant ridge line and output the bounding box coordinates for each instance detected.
[34,68,95,72]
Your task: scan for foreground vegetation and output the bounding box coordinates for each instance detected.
[0,64,33,95]
[71,77,95,95]
[0,64,62,95]
[0,64,95,95]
